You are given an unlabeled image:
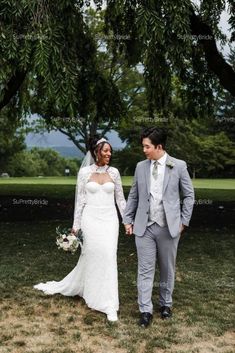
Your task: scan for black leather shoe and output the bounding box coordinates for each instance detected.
[138,312,153,328]
[160,306,172,319]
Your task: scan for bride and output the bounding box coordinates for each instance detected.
[34,137,126,322]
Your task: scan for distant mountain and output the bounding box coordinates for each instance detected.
[51,146,84,158]
[26,129,126,150]
[27,145,123,158]
[27,146,84,159]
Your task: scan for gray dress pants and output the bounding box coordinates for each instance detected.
[135,222,180,314]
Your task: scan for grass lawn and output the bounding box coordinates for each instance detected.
[0,177,235,188]
[0,221,234,353]
[122,178,235,190]
[191,179,235,189]
[0,177,77,185]
[0,177,235,201]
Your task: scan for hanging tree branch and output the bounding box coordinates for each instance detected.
[189,9,235,97]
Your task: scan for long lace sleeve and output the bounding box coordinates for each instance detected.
[72,169,87,232]
[112,168,126,219]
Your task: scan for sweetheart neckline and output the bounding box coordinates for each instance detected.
[87,181,114,186]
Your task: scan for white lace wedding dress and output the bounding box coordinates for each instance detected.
[34,164,126,318]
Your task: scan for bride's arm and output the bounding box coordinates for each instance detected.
[113,168,126,219]
[72,169,87,233]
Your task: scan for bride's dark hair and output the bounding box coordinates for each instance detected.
[88,135,112,162]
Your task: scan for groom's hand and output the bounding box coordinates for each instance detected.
[124,224,133,236]
[180,224,186,237]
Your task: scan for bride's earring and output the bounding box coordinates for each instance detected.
[95,151,101,164]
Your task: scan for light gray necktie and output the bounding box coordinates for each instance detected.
[152,161,159,180]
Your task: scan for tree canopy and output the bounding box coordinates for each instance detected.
[103,0,235,113]
[0,104,25,174]
[1,0,234,116]
[28,8,144,154]
[0,0,123,127]
[0,0,234,178]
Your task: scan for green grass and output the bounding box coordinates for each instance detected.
[192,179,235,189]
[0,177,76,199]
[0,177,235,201]
[0,176,77,185]
[0,176,129,186]
[122,177,235,190]
[0,221,234,353]
[0,176,235,188]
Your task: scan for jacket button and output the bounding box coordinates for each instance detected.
[146,211,149,214]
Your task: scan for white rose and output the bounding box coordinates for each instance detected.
[62,242,70,250]
[67,235,76,242]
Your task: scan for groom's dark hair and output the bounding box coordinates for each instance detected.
[141,127,167,150]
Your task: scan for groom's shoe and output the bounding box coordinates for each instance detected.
[138,312,153,328]
[159,306,172,320]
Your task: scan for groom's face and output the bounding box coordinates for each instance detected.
[142,138,163,160]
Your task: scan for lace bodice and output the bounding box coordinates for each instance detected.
[72,165,126,231]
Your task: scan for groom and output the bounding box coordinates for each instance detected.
[123,127,194,327]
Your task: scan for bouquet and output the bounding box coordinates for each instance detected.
[56,226,83,254]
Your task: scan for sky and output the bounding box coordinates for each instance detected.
[26,3,234,149]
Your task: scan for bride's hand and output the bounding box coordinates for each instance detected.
[71,228,78,235]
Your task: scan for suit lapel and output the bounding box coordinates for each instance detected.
[144,159,151,194]
[162,154,172,195]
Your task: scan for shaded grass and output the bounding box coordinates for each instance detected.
[0,184,74,199]
[0,221,235,353]
[193,189,235,202]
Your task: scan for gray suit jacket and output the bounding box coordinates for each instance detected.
[123,155,195,238]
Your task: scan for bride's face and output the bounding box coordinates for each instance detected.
[98,143,112,165]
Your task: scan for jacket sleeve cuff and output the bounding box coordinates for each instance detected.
[181,218,190,227]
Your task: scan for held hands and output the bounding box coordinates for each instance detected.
[124,224,133,236]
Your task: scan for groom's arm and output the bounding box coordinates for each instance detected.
[123,166,139,225]
[179,162,195,227]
